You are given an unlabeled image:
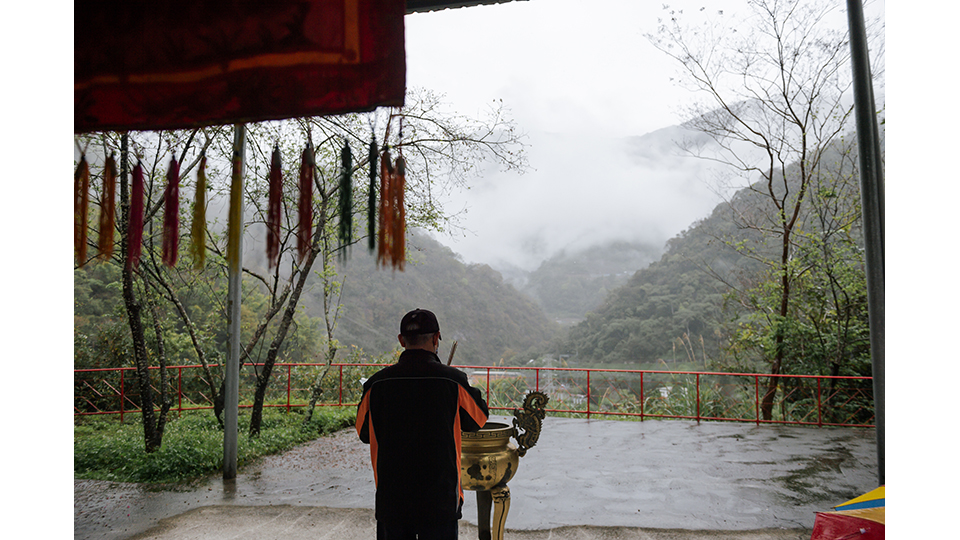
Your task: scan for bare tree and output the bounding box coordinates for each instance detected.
[648,0,883,419]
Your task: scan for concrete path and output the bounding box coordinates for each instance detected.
[74,416,878,540]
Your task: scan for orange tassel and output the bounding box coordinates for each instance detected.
[190,154,207,269]
[74,154,90,266]
[377,148,393,267]
[98,153,117,260]
[375,148,406,271]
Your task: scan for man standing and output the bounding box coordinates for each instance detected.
[357,308,489,539]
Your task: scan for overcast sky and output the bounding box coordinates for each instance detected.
[402,0,885,271]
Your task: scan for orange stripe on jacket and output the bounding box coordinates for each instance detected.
[459,384,488,428]
[356,391,379,486]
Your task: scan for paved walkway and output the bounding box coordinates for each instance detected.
[74,416,879,540]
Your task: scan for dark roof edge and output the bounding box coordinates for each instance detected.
[406,0,527,15]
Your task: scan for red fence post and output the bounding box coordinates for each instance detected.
[696,373,701,423]
[755,375,760,426]
[587,370,591,420]
[120,369,125,423]
[287,364,292,413]
[178,366,183,414]
[486,368,491,407]
[817,377,822,427]
[640,371,644,421]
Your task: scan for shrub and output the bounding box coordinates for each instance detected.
[74,407,356,484]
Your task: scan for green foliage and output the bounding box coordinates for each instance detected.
[562,130,877,385]
[562,227,736,366]
[74,408,355,484]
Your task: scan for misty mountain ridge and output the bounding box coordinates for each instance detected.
[493,239,664,326]
[462,123,726,324]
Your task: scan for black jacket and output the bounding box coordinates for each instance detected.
[356,348,489,524]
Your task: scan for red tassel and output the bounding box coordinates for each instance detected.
[162,156,180,267]
[392,155,406,270]
[267,145,283,268]
[98,153,117,261]
[298,144,314,261]
[74,154,90,266]
[129,161,144,269]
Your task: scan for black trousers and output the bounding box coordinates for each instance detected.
[376,519,458,540]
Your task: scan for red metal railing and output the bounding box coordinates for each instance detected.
[74,363,875,428]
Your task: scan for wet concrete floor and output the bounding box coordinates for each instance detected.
[74,416,878,539]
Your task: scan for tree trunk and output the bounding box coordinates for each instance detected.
[118,134,160,453]
[156,270,222,427]
[761,208,797,421]
[147,296,172,449]
[304,348,336,423]
[213,283,291,423]
[249,244,321,437]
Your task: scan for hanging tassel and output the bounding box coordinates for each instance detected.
[392,155,406,271]
[338,141,353,257]
[298,143,314,261]
[367,138,378,253]
[266,145,283,268]
[190,153,207,269]
[162,155,180,267]
[377,147,393,267]
[129,160,145,270]
[98,153,117,261]
[74,154,90,266]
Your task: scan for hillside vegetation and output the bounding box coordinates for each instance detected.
[75,229,559,373]
[561,133,875,381]
[306,229,560,366]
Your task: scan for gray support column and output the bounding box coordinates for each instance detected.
[224,124,246,480]
[846,0,884,485]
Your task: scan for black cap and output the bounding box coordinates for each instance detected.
[400,308,441,337]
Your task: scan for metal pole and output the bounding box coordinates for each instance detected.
[846,0,884,486]
[223,123,246,481]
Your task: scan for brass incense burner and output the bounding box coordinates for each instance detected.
[461,391,548,540]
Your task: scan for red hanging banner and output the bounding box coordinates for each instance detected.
[74,0,406,133]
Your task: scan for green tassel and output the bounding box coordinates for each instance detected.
[367,138,378,253]
[338,141,353,258]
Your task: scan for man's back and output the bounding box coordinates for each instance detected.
[357,348,488,524]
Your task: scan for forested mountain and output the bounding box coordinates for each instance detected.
[561,131,875,378]
[303,229,560,366]
[505,241,663,325]
[560,208,749,368]
[75,228,559,370]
